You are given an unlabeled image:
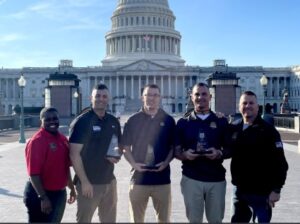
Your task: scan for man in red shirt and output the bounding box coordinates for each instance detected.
[23,107,76,222]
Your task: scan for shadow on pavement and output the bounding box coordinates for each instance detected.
[0,187,23,198]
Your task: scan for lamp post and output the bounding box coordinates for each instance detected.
[73,90,79,116]
[260,74,268,117]
[18,74,26,143]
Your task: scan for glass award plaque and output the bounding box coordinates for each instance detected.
[106,134,121,159]
[142,145,158,170]
[194,132,212,154]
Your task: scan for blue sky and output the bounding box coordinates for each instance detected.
[0,0,299,68]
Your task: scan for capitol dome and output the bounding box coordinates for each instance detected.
[102,0,185,67]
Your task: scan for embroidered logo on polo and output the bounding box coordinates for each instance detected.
[93,126,101,132]
[275,141,283,149]
[112,125,115,128]
[232,132,238,140]
[210,122,217,128]
[49,142,57,151]
[160,122,165,126]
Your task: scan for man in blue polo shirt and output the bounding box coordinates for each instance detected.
[175,82,229,223]
[122,84,176,223]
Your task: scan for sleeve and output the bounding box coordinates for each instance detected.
[61,134,72,167]
[121,119,132,147]
[116,119,122,144]
[219,117,232,159]
[174,118,184,148]
[270,129,289,191]
[167,116,176,150]
[25,138,47,176]
[69,117,88,144]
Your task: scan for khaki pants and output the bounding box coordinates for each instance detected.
[76,179,117,223]
[181,175,226,223]
[129,184,171,223]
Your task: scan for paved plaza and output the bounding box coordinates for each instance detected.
[0,115,300,222]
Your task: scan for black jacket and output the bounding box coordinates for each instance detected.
[229,116,288,195]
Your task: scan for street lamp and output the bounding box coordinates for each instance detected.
[73,90,79,116]
[260,74,268,117]
[18,74,26,143]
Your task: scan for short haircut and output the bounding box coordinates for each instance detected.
[40,107,58,120]
[241,90,257,99]
[192,82,209,90]
[93,83,109,91]
[143,84,160,94]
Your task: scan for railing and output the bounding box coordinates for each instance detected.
[274,117,295,129]
[0,116,14,130]
[0,115,39,131]
[274,114,296,129]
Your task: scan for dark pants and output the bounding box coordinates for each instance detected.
[23,181,67,223]
[231,187,272,223]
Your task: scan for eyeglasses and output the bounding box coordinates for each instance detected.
[144,94,160,98]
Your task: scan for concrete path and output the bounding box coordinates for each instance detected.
[0,115,300,222]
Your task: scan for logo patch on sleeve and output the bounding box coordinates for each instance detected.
[275,141,283,148]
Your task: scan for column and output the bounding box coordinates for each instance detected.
[161,76,164,96]
[109,76,112,94]
[124,76,127,96]
[126,36,129,53]
[151,35,155,52]
[6,78,9,98]
[131,76,134,99]
[277,77,280,97]
[168,75,171,96]
[182,76,185,98]
[158,36,161,53]
[139,36,142,52]
[146,75,149,84]
[270,77,273,97]
[116,76,119,96]
[154,76,156,84]
[13,78,16,98]
[138,76,141,96]
[175,76,178,98]
[132,36,136,52]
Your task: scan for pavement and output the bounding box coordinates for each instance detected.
[0,115,300,222]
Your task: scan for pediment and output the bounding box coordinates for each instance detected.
[118,60,168,71]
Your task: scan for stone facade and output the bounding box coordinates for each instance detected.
[0,0,299,115]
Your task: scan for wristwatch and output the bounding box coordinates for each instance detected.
[38,194,47,200]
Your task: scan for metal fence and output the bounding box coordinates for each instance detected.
[0,116,39,131]
[274,114,296,129]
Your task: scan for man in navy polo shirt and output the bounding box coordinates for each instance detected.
[175,82,229,223]
[69,84,121,222]
[122,84,176,223]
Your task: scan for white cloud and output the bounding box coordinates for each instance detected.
[0,34,25,42]
[29,2,52,12]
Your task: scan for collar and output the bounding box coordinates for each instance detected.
[91,108,109,121]
[189,110,214,121]
[40,128,60,139]
[139,107,166,120]
[235,115,262,129]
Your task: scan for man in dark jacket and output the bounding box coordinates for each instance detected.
[229,91,288,223]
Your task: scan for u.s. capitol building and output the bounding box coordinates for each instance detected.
[0,0,299,116]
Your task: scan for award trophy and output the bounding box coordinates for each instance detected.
[142,145,158,170]
[194,132,212,154]
[106,134,121,159]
